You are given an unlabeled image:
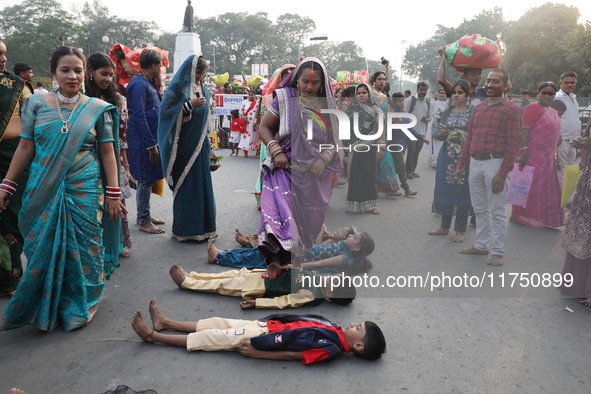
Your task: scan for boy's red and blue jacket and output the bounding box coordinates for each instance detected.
[250,314,350,364]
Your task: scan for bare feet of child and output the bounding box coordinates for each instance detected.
[10,389,27,394]
[579,297,591,308]
[428,228,449,235]
[208,237,223,263]
[149,298,167,331]
[169,264,189,288]
[235,229,250,247]
[452,232,465,243]
[131,310,154,343]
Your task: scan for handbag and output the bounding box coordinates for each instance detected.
[561,165,580,207]
[507,163,535,208]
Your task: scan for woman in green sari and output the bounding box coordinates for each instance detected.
[0,46,124,332]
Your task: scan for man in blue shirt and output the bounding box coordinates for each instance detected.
[127,50,165,234]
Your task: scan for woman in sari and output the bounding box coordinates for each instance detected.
[510,82,564,227]
[158,55,216,242]
[0,46,123,332]
[254,64,295,209]
[561,124,591,306]
[370,71,400,196]
[85,52,133,257]
[238,90,260,158]
[0,40,31,296]
[346,83,385,215]
[256,57,340,279]
[429,80,474,243]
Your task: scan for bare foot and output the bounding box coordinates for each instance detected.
[486,254,504,266]
[452,232,465,243]
[139,222,165,234]
[169,264,189,288]
[459,246,489,255]
[261,263,281,280]
[433,213,442,218]
[579,297,591,307]
[208,236,223,263]
[10,389,27,394]
[405,188,417,197]
[136,218,166,225]
[149,298,167,331]
[121,248,131,258]
[131,310,153,343]
[428,228,449,235]
[235,229,250,247]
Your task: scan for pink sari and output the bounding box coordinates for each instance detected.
[511,106,564,227]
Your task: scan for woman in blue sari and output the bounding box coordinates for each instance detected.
[158,55,216,241]
[0,47,123,332]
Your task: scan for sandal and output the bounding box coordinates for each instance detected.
[261,263,281,280]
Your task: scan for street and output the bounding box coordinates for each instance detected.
[1,148,589,393]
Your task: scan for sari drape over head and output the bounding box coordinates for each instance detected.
[258,57,340,262]
[1,95,121,332]
[158,55,216,241]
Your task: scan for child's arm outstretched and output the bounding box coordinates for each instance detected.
[237,341,304,361]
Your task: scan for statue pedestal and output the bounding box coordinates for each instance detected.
[173,32,202,74]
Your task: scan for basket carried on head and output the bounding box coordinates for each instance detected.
[444,34,501,72]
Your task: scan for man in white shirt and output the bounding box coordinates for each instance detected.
[555,71,582,186]
[33,82,48,95]
[404,82,431,178]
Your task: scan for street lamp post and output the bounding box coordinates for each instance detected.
[102,35,110,53]
[399,40,407,91]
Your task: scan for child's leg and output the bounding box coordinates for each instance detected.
[149,298,197,333]
[132,310,190,348]
[187,319,269,352]
[169,264,261,297]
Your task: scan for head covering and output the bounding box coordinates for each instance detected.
[158,55,210,195]
[109,43,169,85]
[262,64,295,109]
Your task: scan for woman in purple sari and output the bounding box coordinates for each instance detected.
[510,82,564,227]
[256,58,340,279]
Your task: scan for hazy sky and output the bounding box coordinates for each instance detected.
[5,0,591,75]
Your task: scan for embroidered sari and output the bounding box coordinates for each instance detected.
[371,87,399,194]
[158,55,216,241]
[510,104,564,227]
[0,94,120,332]
[0,71,28,295]
[258,58,340,263]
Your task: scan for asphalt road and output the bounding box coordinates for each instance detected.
[1,147,589,394]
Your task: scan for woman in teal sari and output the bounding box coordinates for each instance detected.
[0,47,123,332]
[158,55,216,241]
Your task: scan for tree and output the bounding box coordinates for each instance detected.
[503,3,580,92]
[403,8,507,88]
[562,22,591,96]
[0,0,82,76]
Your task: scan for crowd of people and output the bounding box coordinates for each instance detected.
[0,35,590,368]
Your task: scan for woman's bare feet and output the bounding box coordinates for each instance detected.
[10,389,27,394]
[261,263,281,280]
[235,229,250,247]
[579,297,591,308]
[139,222,165,234]
[169,264,189,288]
[208,237,222,263]
[121,248,131,258]
[131,310,154,343]
[428,228,449,235]
[149,298,167,331]
[452,232,465,243]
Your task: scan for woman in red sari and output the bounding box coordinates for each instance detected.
[510,81,564,227]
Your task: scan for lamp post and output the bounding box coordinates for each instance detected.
[399,40,407,91]
[102,35,110,53]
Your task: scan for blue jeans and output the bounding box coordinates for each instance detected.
[136,180,157,225]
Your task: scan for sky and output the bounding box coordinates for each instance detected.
[5,0,591,77]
